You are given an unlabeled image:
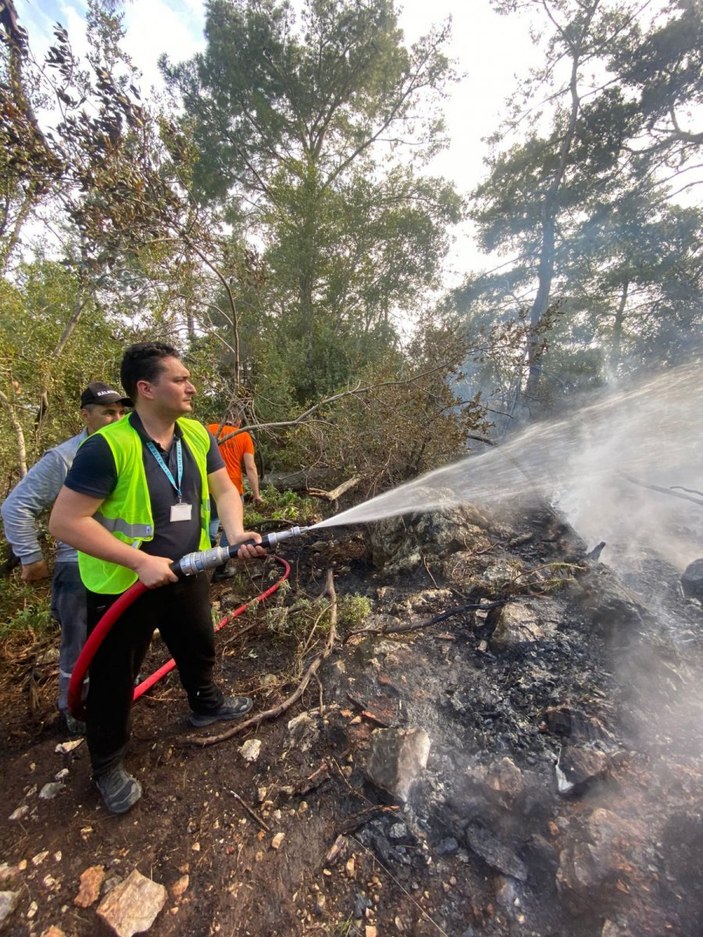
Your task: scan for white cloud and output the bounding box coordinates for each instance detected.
[397,0,540,191]
[122,0,206,93]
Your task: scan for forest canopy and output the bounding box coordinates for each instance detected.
[0,0,701,493]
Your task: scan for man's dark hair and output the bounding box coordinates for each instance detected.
[120,342,179,402]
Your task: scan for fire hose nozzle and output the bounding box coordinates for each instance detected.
[173,526,311,576]
[260,525,310,549]
[173,545,232,577]
[226,525,310,557]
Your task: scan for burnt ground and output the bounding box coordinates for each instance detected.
[1,499,703,937]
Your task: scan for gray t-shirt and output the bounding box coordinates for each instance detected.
[1,430,87,565]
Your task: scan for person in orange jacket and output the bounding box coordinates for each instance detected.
[208,409,263,581]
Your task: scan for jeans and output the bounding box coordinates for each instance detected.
[50,562,87,714]
[85,573,224,776]
[209,514,229,549]
[209,497,243,550]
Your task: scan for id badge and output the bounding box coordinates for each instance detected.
[170,502,193,522]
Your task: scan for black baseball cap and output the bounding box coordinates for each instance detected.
[80,381,132,408]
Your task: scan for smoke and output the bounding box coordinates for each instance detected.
[318,362,703,579]
[556,363,703,574]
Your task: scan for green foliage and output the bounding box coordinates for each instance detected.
[337,593,372,630]
[262,596,315,638]
[167,0,461,402]
[245,487,319,527]
[613,0,703,162]
[0,1,478,498]
[0,572,54,639]
[263,592,369,642]
[288,319,489,496]
[0,257,131,488]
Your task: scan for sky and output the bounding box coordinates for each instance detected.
[16,0,541,278]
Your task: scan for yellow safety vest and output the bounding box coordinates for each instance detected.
[78,417,211,593]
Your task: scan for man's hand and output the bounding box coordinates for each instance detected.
[229,530,266,560]
[21,559,50,582]
[253,495,264,506]
[132,553,179,588]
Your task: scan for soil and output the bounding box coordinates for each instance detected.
[1,503,703,937]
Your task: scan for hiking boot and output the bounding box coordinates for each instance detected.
[212,564,236,582]
[94,765,142,814]
[190,695,253,727]
[64,713,86,736]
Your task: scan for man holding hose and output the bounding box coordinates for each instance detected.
[50,342,264,815]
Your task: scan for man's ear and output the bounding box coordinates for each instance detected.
[135,378,153,399]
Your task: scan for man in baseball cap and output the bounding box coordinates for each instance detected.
[1,382,130,734]
[80,381,132,408]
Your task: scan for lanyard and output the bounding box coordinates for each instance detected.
[146,439,184,502]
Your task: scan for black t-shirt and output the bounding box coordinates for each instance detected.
[64,412,225,560]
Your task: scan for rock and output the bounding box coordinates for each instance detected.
[39,783,64,800]
[601,922,629,937]
[39,927,67,937]
[491,600,559,650]
[388,821,410,841]
[364,726,431,801]
[368,507,492,574]
[55,739,83,755]
[556,807,647,910]
[8,806,29,822]
[681,558,703,601]
[406,589,455,614]
[74,865,105,908]
[271,833,285,850]
[469,757,525,807]
[0,891,20,931]
[462,819,528,882]
[286,712,321,751]
[495,874,521,911]
[557,746,609,796]
[170,875,189,900]
[96,869,167,937]
[239,739,262,762]
[539,705,614,742]
[0,867,18,887]
[568,565,648,637]
[435,837,459,856]
[482,559,524,589]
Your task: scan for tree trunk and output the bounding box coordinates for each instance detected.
[610,279,629,372]
[0,389,28,478]
[522,1,600,414]
[524,209,556,404]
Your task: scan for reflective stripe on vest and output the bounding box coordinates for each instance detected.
[94,514,154,539]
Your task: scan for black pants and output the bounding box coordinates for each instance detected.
[86,573,224,776]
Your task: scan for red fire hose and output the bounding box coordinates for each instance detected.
[68,555,291,719]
